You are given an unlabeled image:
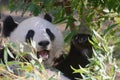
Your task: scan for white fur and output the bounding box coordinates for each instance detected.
[9,17,64,66]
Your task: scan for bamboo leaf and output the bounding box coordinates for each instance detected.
[64,30,77,42]
[103,23,118,36]
[7,48,14,59]
[4,47,8,64]
[93,29,104,41]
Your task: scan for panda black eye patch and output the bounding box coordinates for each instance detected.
[25,30,35,43]
[46,28,55,41]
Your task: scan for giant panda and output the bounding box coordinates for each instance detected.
[0,14,71,80]
[1,14,64,67]
[55,33,93,80]
[1,14,92,80]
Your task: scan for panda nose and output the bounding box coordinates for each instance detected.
[38,41,50,47]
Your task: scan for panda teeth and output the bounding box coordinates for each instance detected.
[37,50,49,60]
[40,55,48,60]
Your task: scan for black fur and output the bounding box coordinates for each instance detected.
[46,28,55,41]
[0,47,16,63]
[0,46,32,63]
[3,16,18,37]
[55,34,93,80]
[44,13,52,22]
[38,40,50,47]
[25,29,35,43]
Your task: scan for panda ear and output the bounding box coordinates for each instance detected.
[3,16,18,37]
[44,13,52,22]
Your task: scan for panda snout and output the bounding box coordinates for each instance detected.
[38,41,50,47]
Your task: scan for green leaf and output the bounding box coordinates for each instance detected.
[28,3,41,16]
[9,42,17,48]
[64,30,77,42]
[54,17,66,24]
[93,29,104,41]
[71,65,89,74]
[4,47,8,64]
[87,12,94,23]
[9,0,17,12]
[65,16,76,30]
[7,48,14,59]
[7,61,22,65]
[103,23,118,36]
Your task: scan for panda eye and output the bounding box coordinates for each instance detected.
[25,30,35,43]
[46,28,55,41]
[75,36,79,41]
[74,36,79,41]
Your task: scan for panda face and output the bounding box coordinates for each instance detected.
[3,16,64,66]
[72,34,92,58]
[73,34,92,47]
[25,28,55,60]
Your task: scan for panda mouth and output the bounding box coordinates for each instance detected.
[37,50,49,60]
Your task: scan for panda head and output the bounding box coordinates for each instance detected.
[73,34,92,47]
[3,15,64,66]
[72,33,92,58]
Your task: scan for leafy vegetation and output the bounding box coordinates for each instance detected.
[0,41,62,80]
[72,29,120,80]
